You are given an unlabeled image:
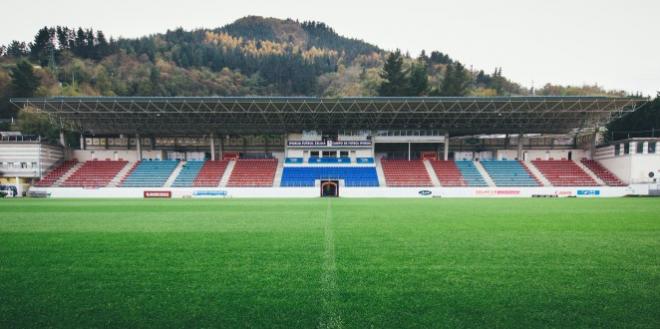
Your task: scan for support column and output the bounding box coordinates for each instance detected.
[443,133,449,161]
[136,133,142,161]
[59,130,66,147]
[517,133,523,160]
[210,133,216,160]
[79,134,85,150]
[642,141,649,155]
[590,129,598,159]
[219,135,224,160]
[407,141,411,161]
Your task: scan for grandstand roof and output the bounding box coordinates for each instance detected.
[10,96,646,136]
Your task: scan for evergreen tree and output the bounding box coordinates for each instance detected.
[378,50,408,96]
[437,62,471,96]
[30,27,54,65]
[6,41,29,57]
[408,62,429,96]
[10,60,41,97]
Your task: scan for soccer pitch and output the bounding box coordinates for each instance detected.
[1,198,658,328]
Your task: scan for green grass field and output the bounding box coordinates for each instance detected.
[1,198,658,328]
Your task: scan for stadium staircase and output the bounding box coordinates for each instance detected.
[531,160,598,186]
[374,157,387,187]
[480,160,540,187]
[580,159,625,186]
[473,161,496,187]
[193,160,229,187]
[423,160,442,187]
[522,161,551,186]
[273,160,285,187]
[108,161,137,187]
[34,160,78,187]
[574,160,607,186]
[380,159,433,187]
[170,161,205,187]
[61,160,129,188]
[429,160,467,187]
[227,159,278,187]
[165,161,187,187]
[219,160,236,187]
[454,161,489,187]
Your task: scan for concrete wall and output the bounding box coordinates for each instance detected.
[595,141,660,184]
[31,185,634,199]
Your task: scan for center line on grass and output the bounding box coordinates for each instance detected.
[318,199,343,329]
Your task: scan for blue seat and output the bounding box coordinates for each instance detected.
[171,161,205,187]
[122,160,179,187]
[480,160,539,187]
[281,167,379,187]
[308,157,351,164]
[455,161,488,187]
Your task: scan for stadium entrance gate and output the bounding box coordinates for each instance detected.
[321,180,339,197]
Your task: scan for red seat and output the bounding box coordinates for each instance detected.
[227,159,278,187]
[61,160,128,188]
[429,160,466,187]
[34,160,78,187]
[381,159,432,187]
[580,159,625,186]
[193,160,229,187]
[531,160,598,187]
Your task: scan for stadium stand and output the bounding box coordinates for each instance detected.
[454,161,488,187]
[121,160,179,187]
[34,160,77,187]
[380,159,432,187]
[280,167,379,187]
[61,160,128,188]
[580,159,625,186]
[480,160,540,187]
[171,161,205,187]
[193,160,230,187]
[531,160,598,186]
[227,159,278,187]
[429,160,467,187]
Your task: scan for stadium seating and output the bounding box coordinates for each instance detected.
[454,161,488,187]
[280,167,379,187]
[580,159,625,186]
[171,161,205,187]
[34,160,77,187]
[531,160,598,186]
[227,159,278,187]
[121,160,179,187]
[356,157,375,164]
[193,160,229,187]
[429,160,466,187]
[380,159,432,187]
[285,157,304,164]
[61,160,128,188]
[480,160,540,187]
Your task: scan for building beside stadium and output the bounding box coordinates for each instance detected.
[2,96,658,198]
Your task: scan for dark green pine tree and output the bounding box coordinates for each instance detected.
[378,50,408,96]
[10,60,41,97]
[407,62,429,96]
[437,62,471,96]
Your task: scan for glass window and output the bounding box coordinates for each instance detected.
[614,144,620,156]
[649,142,656,154]
[636,142,644,154]
[340,151,349,158]
[310,151,319,157]
[624,143,630,154]
[32,162,38,168]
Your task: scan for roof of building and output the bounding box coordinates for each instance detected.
[10,96,647,136]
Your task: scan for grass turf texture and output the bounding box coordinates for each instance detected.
[0,198,658,328]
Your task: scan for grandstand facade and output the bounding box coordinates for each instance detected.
[4,96,659,198]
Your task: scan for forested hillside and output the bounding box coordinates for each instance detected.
[0,15,640,136]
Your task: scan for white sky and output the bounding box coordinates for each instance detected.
[2,0,658,96]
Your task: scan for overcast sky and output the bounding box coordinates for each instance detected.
[2,0,658,96]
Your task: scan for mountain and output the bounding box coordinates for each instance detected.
[0,16,629,126]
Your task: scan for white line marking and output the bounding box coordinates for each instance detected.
[318,199,342,329]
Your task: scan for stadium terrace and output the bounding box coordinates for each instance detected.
[3,96,659,198]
